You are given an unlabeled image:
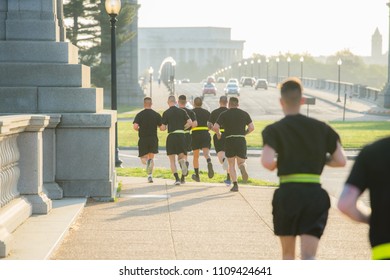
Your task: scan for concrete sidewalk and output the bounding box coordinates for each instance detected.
[4,176,371,260]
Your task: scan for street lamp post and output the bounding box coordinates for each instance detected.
[251,60,254,77]
[172,61,176,95]
[105,0,122,168]
[287,56,291,77]
[276,57,280,85]
[337,58,342,102]
[148,66,154,98]
[257,59,261,78]
[266,58,269,82]
[300,56,304,81]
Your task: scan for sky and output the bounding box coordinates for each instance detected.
[137,0,390,58]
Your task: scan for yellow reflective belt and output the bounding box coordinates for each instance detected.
[169,130,185,134]
[225,135,245,139]
[192,126,209,131]
[372,243,390,260]
[279,173,321,184]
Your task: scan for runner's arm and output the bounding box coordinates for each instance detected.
[245,122,255,135]
[160,124,167,131]
[261,144,277,171]
[337,184,370,224]
[207,121,213,130]
[213,123,221,139]
[133,123,139,131]
[192,120,198,128]
[326,141,346,167]
[184,119,192,130]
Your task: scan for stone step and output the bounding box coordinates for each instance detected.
[0,87,103,113]
[0,41,78,64]
[0,63,90,87]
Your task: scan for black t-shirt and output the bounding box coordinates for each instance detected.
[193,107,210,127]
[161,106,190,133]
[216,108,252,137]
[262,114,340,176]
[209,107,228,129]
[133,109,162,138]
[345,137,390,248]
[181,107,196,131]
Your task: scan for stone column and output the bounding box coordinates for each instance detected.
[6,0,59,41]
[43,114,62,200]
[17,115,52,214]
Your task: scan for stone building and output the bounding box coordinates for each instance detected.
[138,27,245,80]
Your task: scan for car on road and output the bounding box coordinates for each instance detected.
[217,77,226,83]
[224,83,240,96]
[241,77,256,87]
[255,79,268,90]
[181,78,190,83]
[228,78,239,85]
[202,83,217,97]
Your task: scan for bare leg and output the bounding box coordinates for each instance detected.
[237,157,248,182]
[217,151,225,164]
[193,149,200,169]
[168,155,177,173]
[202,147,210,160]
[228,157,237,182]
[300,235,320,260]
[279,236,296,260]
[140,155,147,165]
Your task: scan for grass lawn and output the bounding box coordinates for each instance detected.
[116,167,278,187]
[118,120,390,149]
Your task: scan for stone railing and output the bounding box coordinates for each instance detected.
[0,114,52,257]
[272,76,382,104]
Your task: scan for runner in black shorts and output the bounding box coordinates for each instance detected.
[261,78,346,260]
[214,97,254,192]
[191,97,214,182]
[338,137,390,260]
[208,96,230,185]
[178,95,197,184]
[160,95,192,186]
[133,97,162,183]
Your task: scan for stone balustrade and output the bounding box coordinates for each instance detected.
[0,114,51,258]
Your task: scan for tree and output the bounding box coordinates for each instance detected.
[63,0,139,88]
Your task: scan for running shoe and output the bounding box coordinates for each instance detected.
[230,185,239,192]
[239,163,248,183]
[192,174,200,182]
[224,179,231,186]
[222,158,228,171]
[179,159,188,176]
[146,159,154,175]
[207,162,214,178]
[180,177,186,184]
[174,180,180,186]
[147,175,153,183]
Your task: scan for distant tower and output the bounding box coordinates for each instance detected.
[371,27,383,58]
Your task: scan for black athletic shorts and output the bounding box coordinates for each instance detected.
[213,133,226,153]
[166,133,187,156]
[192,131,211,150]
[225,137,247,159]
[272,183,330,239]
[184,132,192,152]
[138,135,158,157]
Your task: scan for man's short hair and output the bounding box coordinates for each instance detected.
[280,78,303,106]
[178,94,186,105]
[229,97,239,107]
[219,95,228,105]
[144,97,152,103]
[194,97,202,107]
[167,95,176,103]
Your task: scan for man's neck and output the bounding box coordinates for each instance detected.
[283,107,300,116]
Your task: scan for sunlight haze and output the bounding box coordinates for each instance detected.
[138,0,389,57]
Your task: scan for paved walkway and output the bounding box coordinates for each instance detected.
[4,176,371,260]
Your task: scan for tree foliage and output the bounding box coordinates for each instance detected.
[63,0,139,88]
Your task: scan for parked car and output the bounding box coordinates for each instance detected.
[202,83,217,97]
[181,78,190,83]
[224,83,240,96]
[255,79,268,90]
[242,77,256,87]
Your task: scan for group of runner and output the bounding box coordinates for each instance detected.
[133,93,253,191]
[133,78,390,260]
